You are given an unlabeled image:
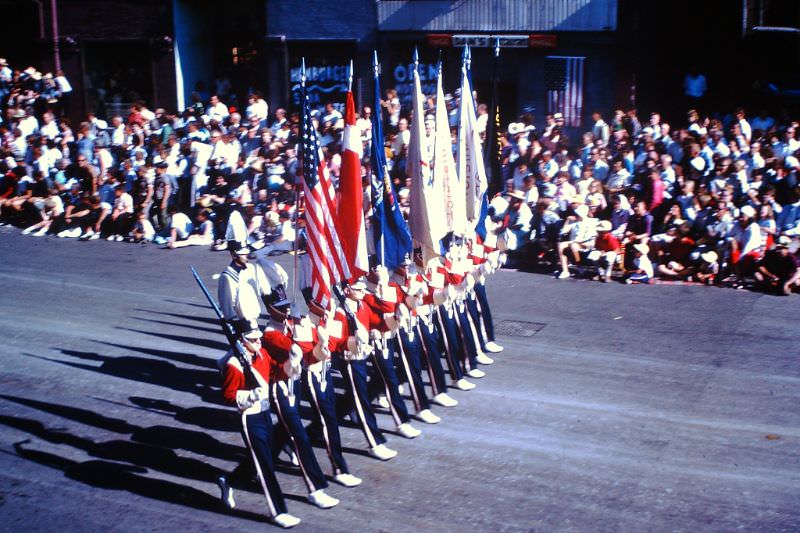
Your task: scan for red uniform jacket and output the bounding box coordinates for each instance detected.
[221,348,272,406]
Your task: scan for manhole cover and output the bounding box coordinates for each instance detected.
[494,320,545,337]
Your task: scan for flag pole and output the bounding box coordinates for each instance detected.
[291,57,306,306]
[348,59,353,92]
[374,51,386,265]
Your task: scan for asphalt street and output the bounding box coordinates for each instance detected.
[0,226,798,532]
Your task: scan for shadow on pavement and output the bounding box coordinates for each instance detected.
[10,438,269,523]
[118,327,229,352]
[94,340,219,370]
[136,308,221,326]
[131,316,222,336]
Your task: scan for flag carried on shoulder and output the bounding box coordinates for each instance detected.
[337,60,369,279]
[299,59,350,307]
[433,59,467,237]
[407,49,446,263]
[370,52,412,270]
[456,45,488,229]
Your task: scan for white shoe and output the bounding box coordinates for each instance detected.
[557,270,571,279]
[376,395,390,409]
[416,408,441,424]
[79,230,93,240]
[484,341,504,353]
[89,232,100,240]
[333,473,362,487]
[476,353,494,365]
[59,227,81,238]
[272,513,301,529]
[115,234,124,242]
[454,378,476,391]
[308,489,339,509]
[396,422,421,439]
[467,368,485,379]
[32,228,47,237]
[106,235,116,241]
[21,226,35,235]
[217,476,235,509]
[368,444,398,461]
[432,392,458,407]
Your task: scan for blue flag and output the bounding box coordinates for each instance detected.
[371,52,413,270]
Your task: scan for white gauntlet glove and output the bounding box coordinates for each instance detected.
[283,344,303,378]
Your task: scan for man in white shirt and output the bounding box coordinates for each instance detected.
[591,112,610,147]
[735,108,751,144]
[39,112,59,140]
[390,118,410,159]
[557,204,597,279]
[207,95,230,123]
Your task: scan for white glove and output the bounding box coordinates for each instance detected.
[369,329,381,341]
[375,265,390,286]
[395,303,411,327]
[464,272,476,290]
[250,387,268,402]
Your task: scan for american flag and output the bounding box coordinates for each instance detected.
[545,56,585,127]
[300,72,350,307]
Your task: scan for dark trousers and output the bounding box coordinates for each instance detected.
[368,340,411,425]
[465,294,487,352]
[302,366,349,476]
[229,409,288,517]
[335,357,386,448]
[474,282,496,342]
[394,328,430,412]
[417,317,448,395]
[269,380,328,493]
[437,305,464,381]
[456,304,479,371]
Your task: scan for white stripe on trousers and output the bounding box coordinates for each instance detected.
[346,361,378,448]
[395,332,422,412]
[370,345,404,426]
[305,368,340,475]
[436,307,462,380]
[270,381,318,493]
[416,323,441,396]
[240,411,278,518]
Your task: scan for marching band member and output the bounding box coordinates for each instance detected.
[409,250,459,407]
[260,290,340,510]
[217,242,272,337]
[362,266,423,439]
[302,296,363,487]
[217,328,300,529]
[339,279,399,460]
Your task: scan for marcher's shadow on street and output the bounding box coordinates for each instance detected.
[132,316,222,336]
[25,350,222,405]
[118,327,229,352]
[128,396,239,433]
[94,340,219,370]
[10,439,270,523]
[0,394,242,461]
[137,308,221,327]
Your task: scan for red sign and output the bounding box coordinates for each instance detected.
[426,34,453,48]
[529,34,557,48]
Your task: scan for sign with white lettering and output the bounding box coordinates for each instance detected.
[290,65,349,111]
[452,34,530,48]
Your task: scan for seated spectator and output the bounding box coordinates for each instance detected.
[129,209,155,243]
[169,209,214,249]
[754,236,799,295]
[625,243,654,284]
[557,204,597,279]
[587,220,620,282]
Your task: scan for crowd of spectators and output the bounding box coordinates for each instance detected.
[1,55,798,295]
[492,108,800,295]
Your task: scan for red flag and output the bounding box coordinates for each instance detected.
[337,90,369,279]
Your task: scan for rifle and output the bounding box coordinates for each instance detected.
[190,266,255,381]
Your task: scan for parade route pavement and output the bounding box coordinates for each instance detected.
[0,227,798,532]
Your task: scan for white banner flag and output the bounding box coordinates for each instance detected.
[456,64,487,226]
[407,64,446,262]
[433,64,467,236]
